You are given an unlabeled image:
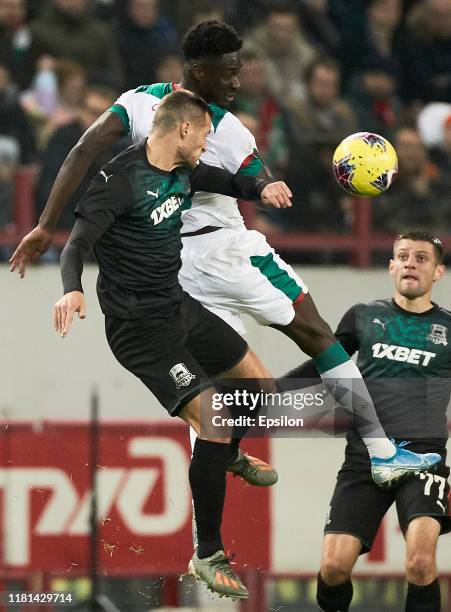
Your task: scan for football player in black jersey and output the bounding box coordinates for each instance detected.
[284,230,450,612]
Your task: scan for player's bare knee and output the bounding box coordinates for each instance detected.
[405,551,436,585]
[320,555,353,586]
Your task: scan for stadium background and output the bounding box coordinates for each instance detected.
[1,0,451,610]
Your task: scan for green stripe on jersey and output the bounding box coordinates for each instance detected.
[238,156,263,177]
[250,253,302,301]
[109,104,130,134]
[314,342,350,374]
[209,103,227,132]
[134,82,173,98]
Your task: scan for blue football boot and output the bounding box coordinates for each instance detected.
[371,441,441,487]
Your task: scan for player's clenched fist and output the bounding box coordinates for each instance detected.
[260,181,292,209]
[53,291,86,337]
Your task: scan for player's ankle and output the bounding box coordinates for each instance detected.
[365,437,396,459]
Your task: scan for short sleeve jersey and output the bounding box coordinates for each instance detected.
[109,83,263,232]
[336,299,451,459]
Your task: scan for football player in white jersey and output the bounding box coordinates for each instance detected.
[11,21,440,488]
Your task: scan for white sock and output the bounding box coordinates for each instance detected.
[319,359,395,459]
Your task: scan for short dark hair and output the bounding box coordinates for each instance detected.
[394,230,444,264]
[182,20,242,61]
[304,56,340,84]
[152,90,212,132]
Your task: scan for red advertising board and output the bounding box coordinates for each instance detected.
[0,422,270,575]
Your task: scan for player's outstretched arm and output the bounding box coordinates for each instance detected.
[189,162,292,208]
[10,112,125,278]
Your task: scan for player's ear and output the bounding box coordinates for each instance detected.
[191,62,203,83]
[180,121,190,139]
[433,264,445,282]
[389,258,395,276]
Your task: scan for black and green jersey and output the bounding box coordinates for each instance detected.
[61,140,269,319]
[337,299,451,458]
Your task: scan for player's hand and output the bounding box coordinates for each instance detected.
[53,291,86,338]
[9,224,54,278]
[260,181,292,209]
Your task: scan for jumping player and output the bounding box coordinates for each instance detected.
[13,22,440,485]
[53,90,292,600]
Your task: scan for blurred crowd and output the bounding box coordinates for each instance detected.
[2,0,451,263]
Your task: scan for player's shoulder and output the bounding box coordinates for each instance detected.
[209,103,251,137]
[132,82,173,99]
[94,142,143,187]
[346,299,393,318]
[114,83,171,106]
[433,302,451,320]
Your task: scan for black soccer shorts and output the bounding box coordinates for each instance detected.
[105,290,248,416]
[324,460,451,553]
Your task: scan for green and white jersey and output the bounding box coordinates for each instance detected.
[109,83,264,233]
[337,299,451,458]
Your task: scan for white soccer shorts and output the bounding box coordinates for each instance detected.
[179,227,309,335]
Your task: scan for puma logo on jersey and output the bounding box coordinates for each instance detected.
[147,189,159,198]
[150,196,182,225]
[100,171,113,182]
[372,343,436,366]
[373,318,390,331]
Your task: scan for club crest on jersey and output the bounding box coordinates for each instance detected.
[427,324,448,346]
[169,363,196,389]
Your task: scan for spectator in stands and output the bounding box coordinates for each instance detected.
[0,0,33,89]
[0,135,20,260]
[400,0,451,102]
[345,56,404,138]
[29,0,124,89]
[430,113,451,173]
[116,0,179,91]
[0,62,34,261]
[298,0,341,57]
[184,0,225,27]
[231,47,289,176]
[247,1,318,106]
[21,58,87,150]
[374,127,448,234]
[340,0,403,91]
[0,63,35,164]
[278,56,355,233]
[155,53,183,84]
[35,85,124,232]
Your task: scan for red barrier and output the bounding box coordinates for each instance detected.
[5,171,451,266]
[0,422,270,575]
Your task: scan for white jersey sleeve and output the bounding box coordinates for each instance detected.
[109,85,168,143]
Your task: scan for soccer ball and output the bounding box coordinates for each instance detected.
[332,132,398,197]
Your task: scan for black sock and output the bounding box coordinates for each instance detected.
[317,573,353,612]
[189,438,230,559]
[229,438,240,464]
[405,580,440,612]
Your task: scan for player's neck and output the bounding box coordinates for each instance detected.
[394,293,433,313]
[181,77,206,101]
[146,136,178,172]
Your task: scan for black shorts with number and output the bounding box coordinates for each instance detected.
[325,459,451,553]
[105,290,248,416]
